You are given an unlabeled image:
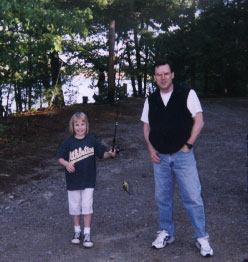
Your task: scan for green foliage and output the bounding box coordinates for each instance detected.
[0,0,93,113]
[152,0,248,96]
[1,0,248,116]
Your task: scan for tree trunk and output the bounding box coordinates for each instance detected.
[108,19,115,104]
[50,52,65,107]
[5,72,16,116]
[134,27,142,97]
[126,41,137,97]
[0,87,3,118]
[190,59,196,90]
[27,58,32,110]
[42,55,52,102]
[204,71,209,96]
[97,69,105,96]
[38,82,43,109]
[14,81,22,113]
[5,83,12,117]
[143,44,149,96]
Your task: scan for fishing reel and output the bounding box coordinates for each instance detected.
[111,145,120,159]
[113,145,121,154]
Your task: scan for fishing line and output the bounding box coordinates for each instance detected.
[111,96,131,195]
[112,96,121,154]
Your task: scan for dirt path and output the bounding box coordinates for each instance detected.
[0,98,248,262]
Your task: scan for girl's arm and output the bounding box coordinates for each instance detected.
[58,158,75,173]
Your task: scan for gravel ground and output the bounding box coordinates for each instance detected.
[0,97,248,262]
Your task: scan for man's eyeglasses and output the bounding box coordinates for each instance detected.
[155,73,170,78]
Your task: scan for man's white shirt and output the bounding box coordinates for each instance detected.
[141,89,203,124]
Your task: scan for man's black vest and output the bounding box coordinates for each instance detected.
[148,84,193,154]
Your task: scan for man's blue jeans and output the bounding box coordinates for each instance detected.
[153,149,208,239]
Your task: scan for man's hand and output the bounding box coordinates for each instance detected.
[148,145,161,163]
[144,122,161,163]
[180,144,190,153]
[180,112,204,153]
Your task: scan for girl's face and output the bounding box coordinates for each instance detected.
[73,119,87,139]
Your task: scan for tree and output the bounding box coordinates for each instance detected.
[108,18,116,103]
[0,0,92,112]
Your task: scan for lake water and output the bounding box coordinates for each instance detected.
[4,77,152,113]
[63,77,144,104]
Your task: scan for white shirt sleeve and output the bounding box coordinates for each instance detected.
[187,90,203,117]
[141,98,149,123]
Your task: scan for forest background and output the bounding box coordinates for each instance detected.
[1,2,248,261]
[0,0,248,117]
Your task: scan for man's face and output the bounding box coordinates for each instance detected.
[154,64,174,93]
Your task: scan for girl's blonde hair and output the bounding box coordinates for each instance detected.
[69,112,89,135]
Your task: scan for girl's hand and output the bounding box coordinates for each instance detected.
[110,150,116,158]
[104,150,116,159]
[66,162,75,173]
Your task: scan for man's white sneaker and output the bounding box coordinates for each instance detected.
[196,237,214,257]
[152,230,175,249]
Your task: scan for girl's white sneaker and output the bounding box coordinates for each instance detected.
[83,234,94,248]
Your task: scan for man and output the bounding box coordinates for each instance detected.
[141,59,213,257]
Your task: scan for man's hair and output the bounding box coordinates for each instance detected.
[69,112,89,135]
[153,58,174,74]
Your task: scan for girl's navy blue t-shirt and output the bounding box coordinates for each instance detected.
[56,135,105,190]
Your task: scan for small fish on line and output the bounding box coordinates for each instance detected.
[122,181,131,195]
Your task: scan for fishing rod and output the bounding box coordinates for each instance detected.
[246,133,248,192]
[112,99,121,154]
[111,97,132,195]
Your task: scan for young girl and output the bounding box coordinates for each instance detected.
[57,112,116,247]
